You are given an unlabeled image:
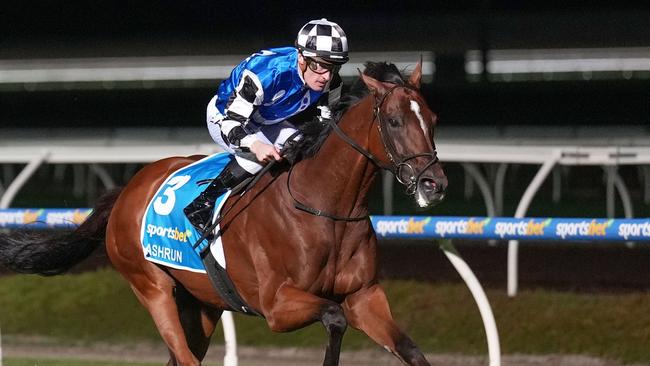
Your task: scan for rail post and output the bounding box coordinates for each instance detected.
[439,240,501,366]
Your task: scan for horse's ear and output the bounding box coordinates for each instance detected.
[359,70,388,96]
[408,60,422,89]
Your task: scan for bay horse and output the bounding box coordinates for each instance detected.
[0,61,447,366]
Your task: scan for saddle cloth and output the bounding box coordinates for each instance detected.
[140,152,233,273]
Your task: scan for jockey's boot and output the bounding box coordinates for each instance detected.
[183,159,253,232]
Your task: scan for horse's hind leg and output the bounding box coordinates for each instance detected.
[262,283,347,366]
[116,262,202,366]
[343,284,430,366]
[174,283,223,362]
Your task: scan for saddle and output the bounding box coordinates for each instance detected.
[140,152,265,316]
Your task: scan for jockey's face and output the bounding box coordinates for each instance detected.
[298,54,334,92]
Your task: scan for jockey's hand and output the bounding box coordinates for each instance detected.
[250,141,282,163]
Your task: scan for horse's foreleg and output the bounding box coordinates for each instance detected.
[321,302,348,366]
[342,284,430,366]
[262,283,347,366]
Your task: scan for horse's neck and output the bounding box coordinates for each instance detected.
[298,98,379,215]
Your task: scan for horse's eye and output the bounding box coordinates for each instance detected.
[388,118,400,127]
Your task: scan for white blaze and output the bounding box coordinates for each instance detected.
[409,100,428,136]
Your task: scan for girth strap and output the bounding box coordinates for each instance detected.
[201,254,261,316]
[189,156,277,317]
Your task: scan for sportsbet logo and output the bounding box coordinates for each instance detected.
[375,217,431,236]
[494,219,551,239]
[46,209,91,226]
[146,224,193,243]
[618,222,650,240]
[434,218,490,237]
[0,209,43,226]
[555,219,612,239]
[466,218,490,234]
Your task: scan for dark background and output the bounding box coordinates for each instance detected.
[1,1,650,128]
[3,1,650,217]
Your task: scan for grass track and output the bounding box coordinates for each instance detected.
[1,268,648,364]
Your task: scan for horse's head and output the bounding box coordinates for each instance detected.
[360,62,447,208]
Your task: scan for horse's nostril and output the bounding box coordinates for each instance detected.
[420,178,437,193]
[419,177,447,194]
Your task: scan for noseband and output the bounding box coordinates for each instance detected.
[329,83,439,195]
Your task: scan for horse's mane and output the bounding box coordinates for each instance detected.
[283,61,406,163]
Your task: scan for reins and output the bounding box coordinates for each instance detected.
[286,83,439,221]
[287,160,368,221]
[192,157,279,251]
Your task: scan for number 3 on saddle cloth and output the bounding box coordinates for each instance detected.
[140,152,232,273]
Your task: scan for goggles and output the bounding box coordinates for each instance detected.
[306,57,341,75]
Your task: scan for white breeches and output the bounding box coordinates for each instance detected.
[206,95,298,174]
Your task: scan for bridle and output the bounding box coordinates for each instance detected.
[333,83,439,194]
[289,83,440,221]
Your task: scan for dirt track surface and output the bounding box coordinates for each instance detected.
[4,342,649,366]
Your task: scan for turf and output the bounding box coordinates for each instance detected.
[1,268,648,363]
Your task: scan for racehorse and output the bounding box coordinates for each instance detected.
[0,61,447,366]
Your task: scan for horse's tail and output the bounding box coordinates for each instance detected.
[0,187,123,276]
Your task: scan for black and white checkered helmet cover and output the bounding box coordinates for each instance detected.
[296,18,348,64]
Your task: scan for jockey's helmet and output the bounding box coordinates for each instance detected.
[296,18,349,65]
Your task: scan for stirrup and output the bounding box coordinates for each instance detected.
[186,207,214,230]
[184,201,214,216]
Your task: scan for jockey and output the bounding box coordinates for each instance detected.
[184,18,349,232]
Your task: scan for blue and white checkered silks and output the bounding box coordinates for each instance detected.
[140,153,232,273]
